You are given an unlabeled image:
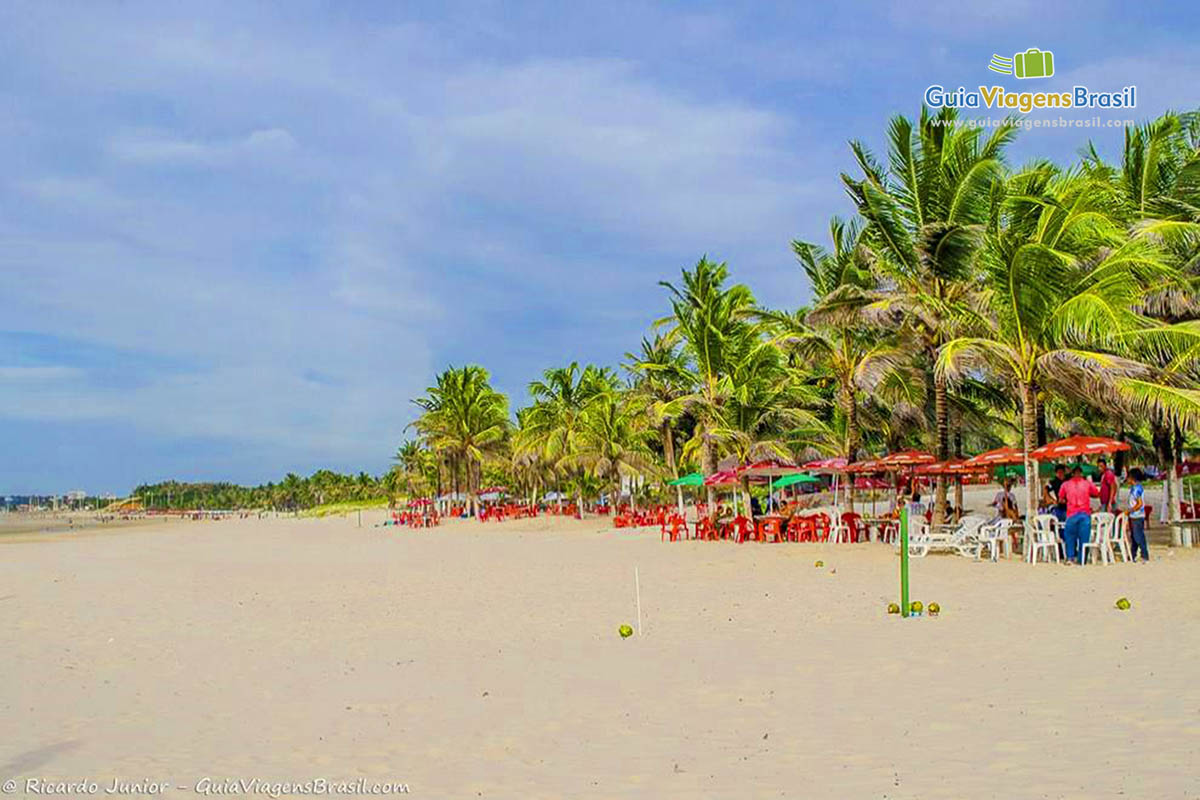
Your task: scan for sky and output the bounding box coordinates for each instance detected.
[2,1,1198,495]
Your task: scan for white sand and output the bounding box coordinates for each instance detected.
[2,513,1198,798]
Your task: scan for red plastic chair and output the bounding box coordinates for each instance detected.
[840,512,863,543]
[811,513,831,542]
[758,517,784,543]
[729,515,754,543]
[785,516,807,542]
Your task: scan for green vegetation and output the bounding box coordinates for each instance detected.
[142,108,1200,535]
[133,470,394,511]
[404,107,1200,536]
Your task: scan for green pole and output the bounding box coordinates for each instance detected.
[900,505,910,617]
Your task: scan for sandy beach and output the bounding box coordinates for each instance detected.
[2,513,1198,798]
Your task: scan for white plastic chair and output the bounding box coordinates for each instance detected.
[1027,514,1061,564]
[979,520,1014,561]
[1109,514,1133,562]
[950,515,988,558]
[906,520,932,557]
[1082,512,1116,565]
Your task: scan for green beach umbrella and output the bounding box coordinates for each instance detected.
[771,473,820,489]
[668,472,705,487]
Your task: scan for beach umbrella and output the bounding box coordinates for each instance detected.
[916,459,987,475]
[966,446,1025,467]
[703,470,740,485]
[801,457,849,507]
[771,473,820,489]
[880,450,937,468]
[854,476,890,489]
[738,461,797,512]
[845,458,887,474]
[667,472,704,513]
[802,457,848,473]
[1029,435,1130,460]
[704,470,743,516]
[738,459,799,477]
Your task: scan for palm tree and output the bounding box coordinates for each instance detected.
[1082,111,1200,541]
[657,257,759,511]
[841,107,1016,521]
[392,440,426,499]
[411,365,510,517]
[522,362,616,514]
[577,388,659,511]
[766,216,908,480]
[624,335,692,482]
[937,167,1178,523]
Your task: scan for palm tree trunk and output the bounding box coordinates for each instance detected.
[934,372,950,524]
[1035,390,1047,446]
[702,435,716,517]
[577,469,584,519]
[953,429,963,519]
[1021,381,1039,554]
[1173,424,1186,546]
[1153,422,1180,545]
[467,455,478,518]
[843,386,859,513]
[662,422,678,478]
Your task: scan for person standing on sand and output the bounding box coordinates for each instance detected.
[1096,457,1119,513]
[1126,468,1149,562]
[1059,465,1100,564]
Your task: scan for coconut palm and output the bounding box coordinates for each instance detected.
[624,334,692,481]
[411,365,510,516]
[767,216,910,474]
[937,167,1179,522]
[657,257,760,511]
[841,107,1016,521]
[522,362,617,513]
[1082,111,1200,540]
[577,388,659,511]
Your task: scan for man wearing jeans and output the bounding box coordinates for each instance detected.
[1059,465,1099,564]
[1127,468,1149,561]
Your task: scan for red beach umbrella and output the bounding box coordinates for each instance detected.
[845,458,887,474]
[737,459,799,478]
[1029,436,1130,461]
[965,446,1025,467]
[879,450,937,469]
[703,470,741,486]
[802,457,848,473]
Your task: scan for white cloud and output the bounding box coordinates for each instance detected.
[107,127,298,166]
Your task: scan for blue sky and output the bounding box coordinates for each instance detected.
[2,1,1197,494]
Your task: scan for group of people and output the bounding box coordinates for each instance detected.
[1005,458,1149,563]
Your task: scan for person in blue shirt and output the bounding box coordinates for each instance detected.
[1127,468,1148,562]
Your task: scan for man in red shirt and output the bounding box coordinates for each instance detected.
[1059,465,1100,564]
[1096,457,1119,512]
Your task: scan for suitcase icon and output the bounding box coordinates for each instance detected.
[1013,48,1054,79]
